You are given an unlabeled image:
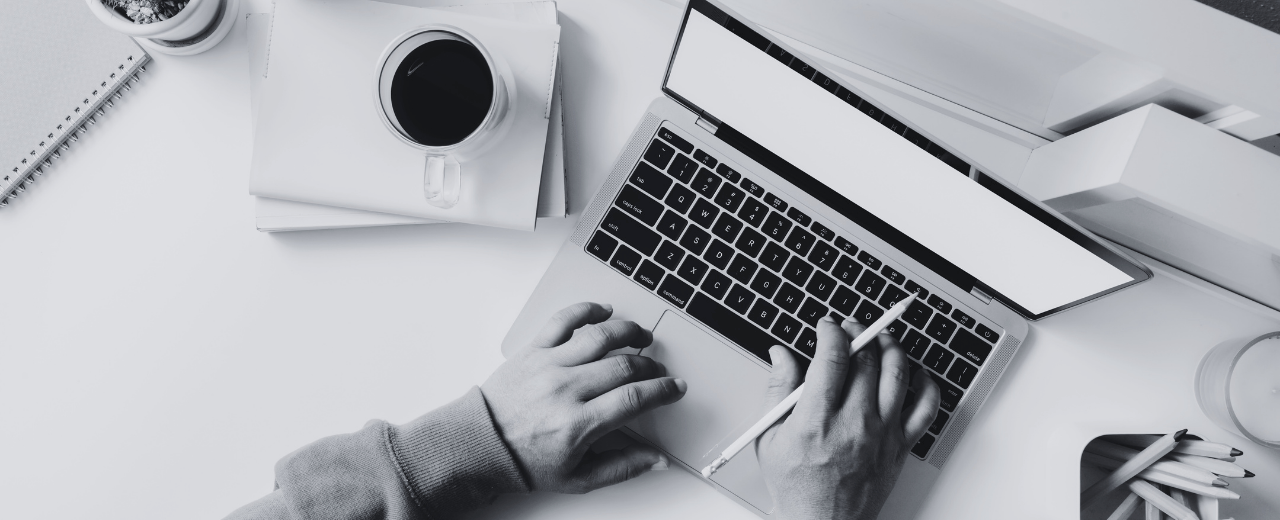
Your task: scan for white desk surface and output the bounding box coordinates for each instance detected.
[1,1,1276,519]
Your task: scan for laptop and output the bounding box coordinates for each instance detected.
[501,0,1151,517]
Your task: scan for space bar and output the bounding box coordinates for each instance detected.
[686,293,777,365]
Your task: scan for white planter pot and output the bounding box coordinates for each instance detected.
[85,0,239,55]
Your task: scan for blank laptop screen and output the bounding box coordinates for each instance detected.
[664,2,1140,317]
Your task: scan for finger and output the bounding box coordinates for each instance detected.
[764,346,802,409]
[902,371,941,444]
[530,303,614,349]
[553,320,653,366]
[877,333,911,422]
[795,316,851,419]
[583,378,687,439]
[841,319,882,421]
[570,354,667,400]
[568,444,669,493]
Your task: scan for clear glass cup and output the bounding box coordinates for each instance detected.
[1195,332,1280,449]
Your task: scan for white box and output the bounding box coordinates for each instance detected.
[1019,104,1280,311]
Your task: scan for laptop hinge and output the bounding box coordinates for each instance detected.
[696,117,720,134]
[970,287,993,305]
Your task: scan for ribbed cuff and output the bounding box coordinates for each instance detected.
[386,387,529,520]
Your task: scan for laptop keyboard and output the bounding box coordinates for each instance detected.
[586,126,1003,459]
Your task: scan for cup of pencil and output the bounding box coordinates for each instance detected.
[1080,430,1254,520]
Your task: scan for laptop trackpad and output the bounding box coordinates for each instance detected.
[627,311,775,513]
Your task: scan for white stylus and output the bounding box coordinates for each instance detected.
[699,294,920,479]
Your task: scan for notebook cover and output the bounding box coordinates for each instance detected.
[248,0,560,231]
[1,0,148,204]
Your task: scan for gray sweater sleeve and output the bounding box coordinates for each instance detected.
[225,387,529,520]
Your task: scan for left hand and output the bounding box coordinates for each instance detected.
[481,302,687,494]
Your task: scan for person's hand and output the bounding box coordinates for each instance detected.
[756,316,941,520]
[481,302,687,494]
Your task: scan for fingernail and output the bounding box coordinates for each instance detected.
[600,303,614,314]
[673,378,688,393]
[820,316,836,324]
[650,456,669,471]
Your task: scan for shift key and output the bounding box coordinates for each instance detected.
[601,208,660,256]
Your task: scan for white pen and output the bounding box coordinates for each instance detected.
[701,294,919,479]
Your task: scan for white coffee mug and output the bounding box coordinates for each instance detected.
[376,26,514,209]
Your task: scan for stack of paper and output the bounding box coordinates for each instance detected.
[247,0,564,232]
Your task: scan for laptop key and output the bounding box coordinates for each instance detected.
[701,270,732,299]
[657,276,694,308]
[911,433,936,459]
[772,314,803,343]
[975,323,999,343]
[881,265,906,285]
[761,212,793,242]
[931,374,963,412]
[656,211,688,241]
[712,213,744,242]
[727,254,759,285]
[810,221,833,241]
[805,272,837,301]
[904,280,930,301]
[782,257,815,287]
[878,285,909,308]
[929,410,950,436]
[704,240,734,270]
[714,184,745,212]
[763,193,788,212]
[808,241,838,270]
[587,232,618,261]
[950,329,992,366]
[922,343,954,373]
[715,163,741,183]
[831,255,863,285]
[857,250,883,270]
[796,297,828,327]
[665,184,696,214]
[615,185,664,225]
[630,162,672,199]
[735,228,767,258]
[610,245,642,276]
[677,256,709,285]
[854,270,887,300]
[750,269,782,299]
[689,198,720,228]
[946,358,978,389]
[902,329,931,360]
[795,328,817,357]
[644,139,675,169]
[884,319,908,341]
[903,299,933,329]
[633,260,664,290]
[667,154,699,183]
[725,284,755,314]
[784,228,816,256]
[738,198,769,227]
[786,207,811,226]
[740,178,765,198]
[829,286,859,315]
[658,128,693,154]
[687,293,773,363]
[759,242,790,272]
[773,283,805,313]
[654,241,684,270]
[834,236,858,254]
[601,209,660,255]
[691,168,722,198]
[951,309,975,328]
[925,314,957,344]
[693,149,718,168]
[926,294,953,314]
[679,226,711,256]
[747,299,780,329]
[853,299,884,325]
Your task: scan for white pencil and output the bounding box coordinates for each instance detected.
[700,295,918,478]
[1110,434,1243,460]
[1168,453,1253,478]
[1086,440,1227,486]
[1081,452,1240,499]
[1129,480,1199,520]
[1082,429,1187,507]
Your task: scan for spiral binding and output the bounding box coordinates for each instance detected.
[1,54,152,209]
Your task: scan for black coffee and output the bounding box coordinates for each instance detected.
[390,38,495,147]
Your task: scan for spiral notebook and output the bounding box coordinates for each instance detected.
[0,1,150,209]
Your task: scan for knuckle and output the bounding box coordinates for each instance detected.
[611,355,640,381]
[618,384,645,414]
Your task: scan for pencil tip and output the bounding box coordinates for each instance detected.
[1213,478,1228,487]
[1230,448,1243,456]
[1173,429,1189,440]
[1244,470,1255,478]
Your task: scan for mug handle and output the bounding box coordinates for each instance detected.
[424,154,461,208]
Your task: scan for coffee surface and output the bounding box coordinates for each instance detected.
[390,39,494,147]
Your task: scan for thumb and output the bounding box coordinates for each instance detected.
[569,444,669,492]
[764,345,802,409]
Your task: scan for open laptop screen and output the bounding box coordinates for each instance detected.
[662,0,1147,319]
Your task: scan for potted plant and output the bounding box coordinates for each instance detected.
[86,0,240,56]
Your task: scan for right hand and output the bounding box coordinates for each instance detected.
[481,302,687,494]
[755,316,941,520]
